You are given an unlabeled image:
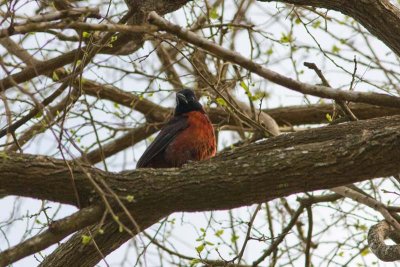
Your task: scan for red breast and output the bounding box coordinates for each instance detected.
[165,111,216,167]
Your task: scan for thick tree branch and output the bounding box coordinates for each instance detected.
[25,7,101,22]
[368,221,400,262]
[1,115,399,209]
[81,82,400,164]
[147,12,400,108]
[39,212,164,267]
[0,205,104,267]
[1,114,400,265]
[80,85,400,165]
[267,103,400,126]
[3,1,400,266]
[0,22,156,39]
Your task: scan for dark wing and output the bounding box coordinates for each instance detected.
[136,115,188,168]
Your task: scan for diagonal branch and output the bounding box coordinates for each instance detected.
[331,187,400,230]
[147,11,400,108]
[1,115,400,265]
[0,205,104,267]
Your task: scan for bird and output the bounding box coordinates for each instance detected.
[137,89,216,168]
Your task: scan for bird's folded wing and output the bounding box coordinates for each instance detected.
[136,115,188,168]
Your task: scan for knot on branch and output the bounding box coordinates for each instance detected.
[7,25,15,36]
[368,220,400,261]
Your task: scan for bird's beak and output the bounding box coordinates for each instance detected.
[176,93,188,104]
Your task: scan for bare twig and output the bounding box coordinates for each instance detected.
[303,61,358,121]
[0,205,104,266]
[148,12,400,108]
[331,186,400,231]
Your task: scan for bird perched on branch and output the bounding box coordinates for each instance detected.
[137,89,216,168]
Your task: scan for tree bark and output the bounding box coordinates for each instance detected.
[147,12,400,108]
[1,115,400,266]
[368,221,400,262]
[2,115,400,208]
[265,103,400,126]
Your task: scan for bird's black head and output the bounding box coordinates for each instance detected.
[174,89,204,116]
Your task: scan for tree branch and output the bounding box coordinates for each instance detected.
[258,0,400,58]
[368,221,400,262]
[0,205,104,267]
[0,21,156,39]
[266,103,400,126]
[2,114,400,265]
[25,7,101,22]
[147,11,400,108]
[2,115,400,206]
[331,186,400,231]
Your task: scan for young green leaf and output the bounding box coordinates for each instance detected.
[195,244,205,253]
[81,235,92,245]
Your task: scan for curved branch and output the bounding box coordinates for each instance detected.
[1,115,400,266]
[332,187,400,231]
[147,11,400,108]
[368,221,400,261]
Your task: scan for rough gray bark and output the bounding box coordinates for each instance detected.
[2,115,400,208]
[0,206,104,267]
[1,115,400,266]
[368,221,400,261]
[110,0,192,55]
[39,214,163,267]
[266,103,400,126]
